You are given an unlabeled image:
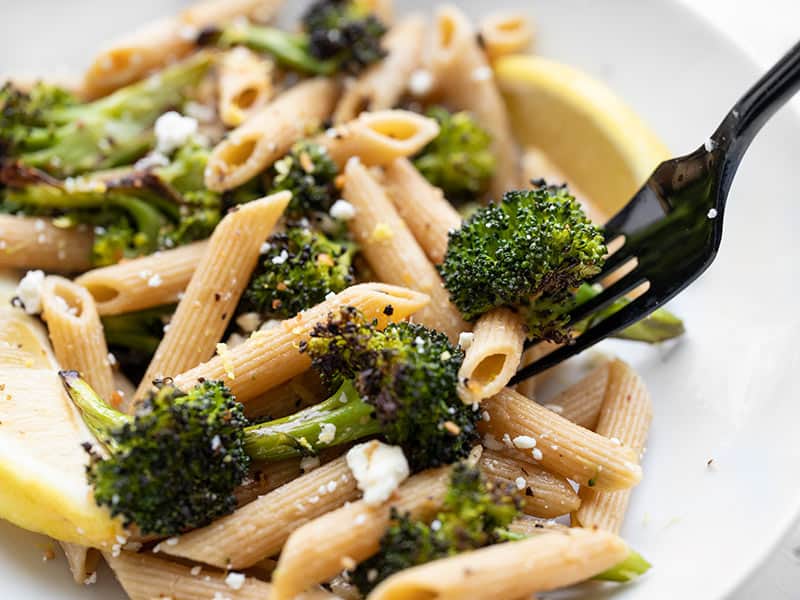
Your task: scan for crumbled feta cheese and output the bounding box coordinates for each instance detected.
[185,101,216,123]
[225,572,246,590]
[609,437,622,446]
[707,208,718,219]
[329,199,357,221]
[300,456,320,472]
[318,423,337,444]
[502,433,513,447]
[346,441,410,505]
[190,566,202,576]
[325,291,337,301]
[482,433,503,450]
[532,448,543,461]
[471,66,493,81]
[440,350,452,361]
[481,411,491,422]
[236,312,262,333]
[272,249,289,265]
[147,273,163,287]
[515,476,526,490]
[83,572,97,585]
[259,242,272,254]
[13,270,45,314]
[408,69,434,97]
[543,403,564,414]
[107,352,117,366]
[458,332,474,350]
[135,151,170,170]
[513,435,537,449]
[211,435,222,451]
[704,137,717,152]
[327,480,337,493]
[154,111,198,154]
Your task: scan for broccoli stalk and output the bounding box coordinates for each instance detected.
[0,53,212,176]
[594,548,652,582]
[205,0,386,75]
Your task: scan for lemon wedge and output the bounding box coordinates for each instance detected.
[496,54,670,216]
[0,294,123,547]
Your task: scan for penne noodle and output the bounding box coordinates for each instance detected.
[574,360,652,533]
[478,13,534,62]
[271,467,451,600]
[333,16,426,123]
[546,361,611,430]
[319,110,439,168]
[481,388,642,491]
[429,5,521,197]
[135,192,289,400]
[343,158,468,342]
[514,341,560,399]
[382,158,461,265]
[82,0,284,99]
[245,370,327,420]
[41,276,115,401]
[0,215,92,273]
[205,78,339,192]
[173,283,430,403]
[478,449,580,519]
[367,528,629,600]
[507,516,568,537]
[218,47,274,127]
[75,241,207,316]
[61,544,99,584]
[457,307,526,404]
[165,456,360,568]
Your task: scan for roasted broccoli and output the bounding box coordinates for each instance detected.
[352,463,520,594]
[204,0,386,76]
[0,53,211,177]
[267,141,339,219]
[439,186,607,321]
[243,226,355,319]
[413,107,495,204]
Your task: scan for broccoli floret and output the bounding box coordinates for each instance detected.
[0,53,211,177]
[243,227,355,319]
[413,107,495,204]
[352,463,520,594]
[205,0,386,76]
[439,187,607,321]
[267,142,339,219]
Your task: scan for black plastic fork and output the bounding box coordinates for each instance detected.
[511,40,800,384]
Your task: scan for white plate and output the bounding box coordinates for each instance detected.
[1,1,799,598]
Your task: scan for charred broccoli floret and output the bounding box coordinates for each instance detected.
[0,53,211,177]
[439,187,607,321]
[243,227,355,319]
[267,141,339,219]
[413,107,495,204]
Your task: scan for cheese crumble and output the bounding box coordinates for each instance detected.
[13,270,45,314]
[346,441,410,505]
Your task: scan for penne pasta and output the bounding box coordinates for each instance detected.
[82,0,284,99]
[135,192,289,400]
[429,5,521,196]
[245,370,327,420]
[333,16,426,123]
[574,360,652,533]
[382,158,461,265]
[41,276,115,401]
[343,158,468,342]
[271,467,451,600]
[457,307,526,404]
[173,283,430,403]
[546,361,611,430]
[0,215,92,272]
[205,78,339,192]
[367,528,629,600]
[75,241,207,316]
[481,388,642,491]
[61,544,99,584]
[478,13,534,62]
[514,341,560,399]
[218,47,275,127]
[319,110,439,168]
[165,456,359,568]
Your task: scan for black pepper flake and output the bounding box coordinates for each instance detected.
[383,304,394,316]
[214,293,221,302]
[525,487,534,497]
[197,377,206,383]
[221,312,228,321]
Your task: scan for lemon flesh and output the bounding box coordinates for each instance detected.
[496,54,670,217]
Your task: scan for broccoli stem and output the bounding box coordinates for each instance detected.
[593,548,652,582]
[102,305,174,355]
[60,370,131,446]
[243,380,382,461]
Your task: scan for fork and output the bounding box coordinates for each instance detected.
[511,40,800,384]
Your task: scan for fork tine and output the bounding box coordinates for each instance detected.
[510,298,651,384]
[568,269,647,325]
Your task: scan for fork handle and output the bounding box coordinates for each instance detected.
[713,39,800,169]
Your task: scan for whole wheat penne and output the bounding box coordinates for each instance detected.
[41,276,114,401]
[105,550,337,600]
[478,13,534,62]
[61,543,99,584]
[245,370,327,420]
[173,283,429,403]
[368,528,629,600]
[429,5,521,196]
[574,360,652,533]
[0,215,92,272]
[382,158,461,265]
[135,192,289,400]
[514,341,560,399]
[82,0,284,99]
[219,47,274,127]
[319,111,439,168]
[478,449,580,519]
[481,388,642,491]
[165,456,359,568]
[458,308,526,404]
[205,78,338,192]
[507,516,568,537]
[75,241,207,316]
[271,467,451,600]
[333,16,426,123]
[343,158,468,342]
[546,362,611,430]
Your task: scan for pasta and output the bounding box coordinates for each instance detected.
[514,341,560,399]
[218,47,275,127]
[173,283,430,402]
[343,158,468,342]
[547,361,611,430]
[205,78,339,192]
[478,13,534,62]
[0,215,92,272]
[244,371,327,420]
[75,241,208,316]
[135,192,290,400]
[574,359,652,533]
[61,544,99,585]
